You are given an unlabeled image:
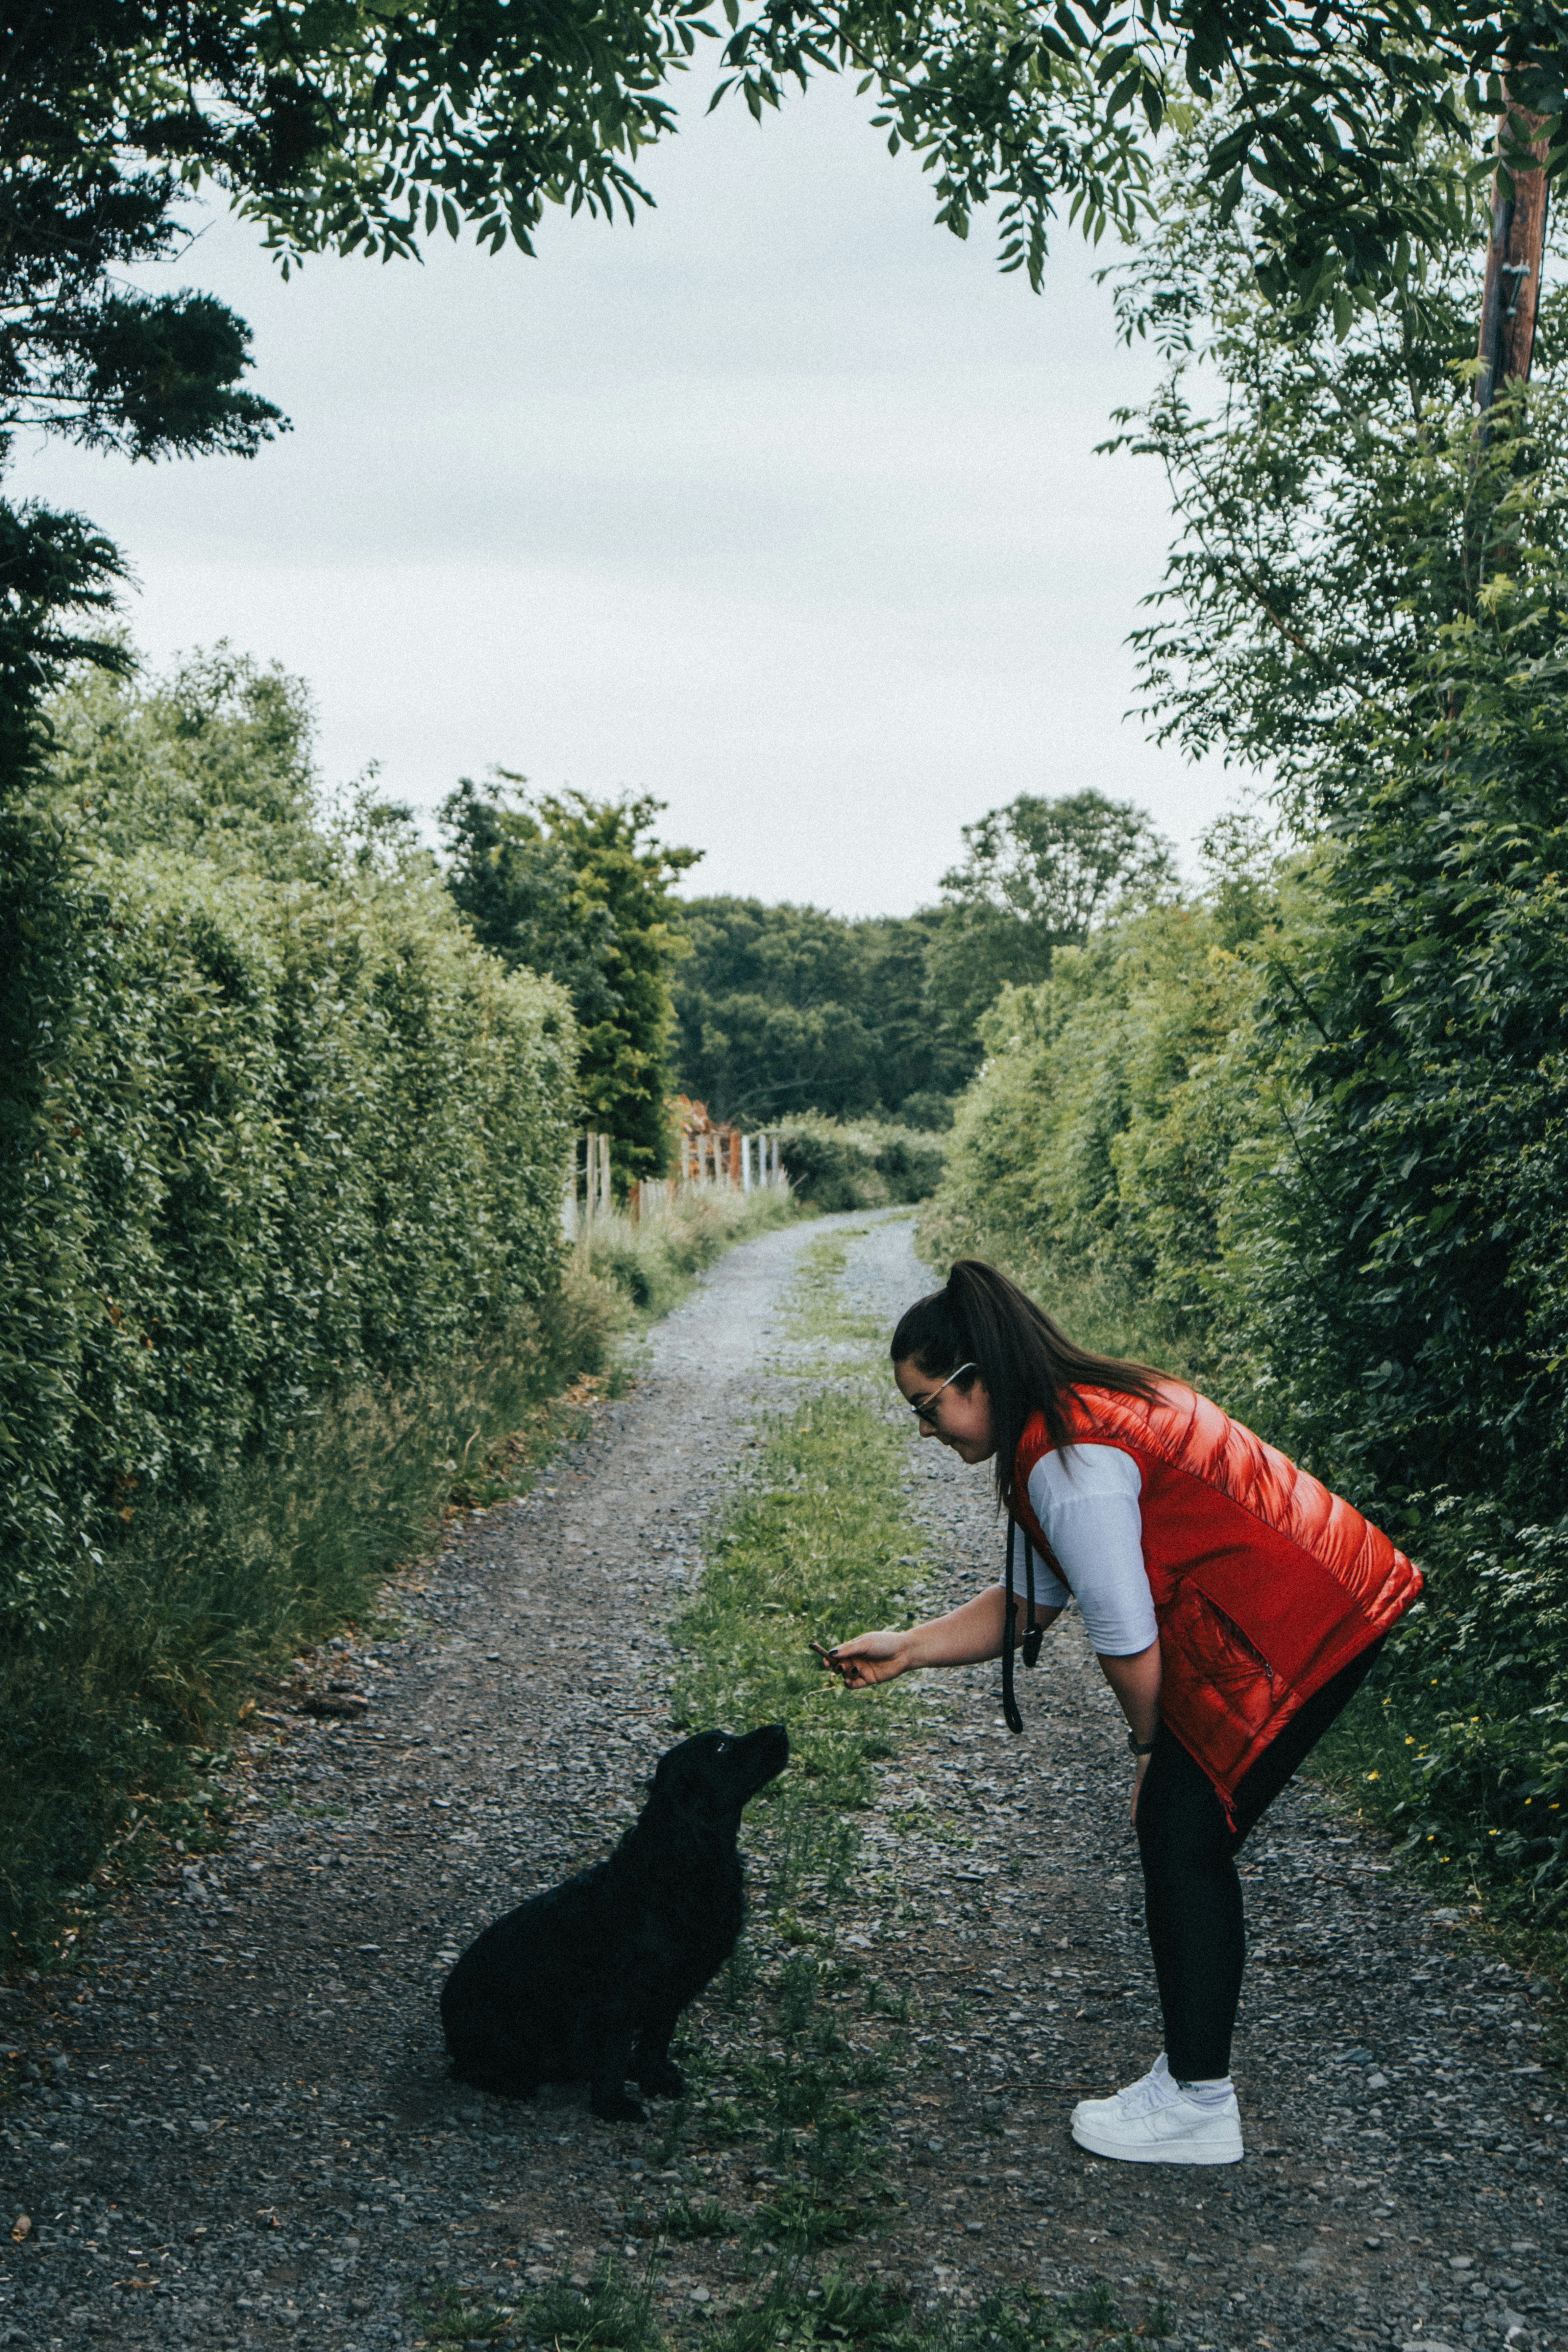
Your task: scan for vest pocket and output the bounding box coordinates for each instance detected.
[1158,1581,1283,1780]
[1190,1582,1276,1687]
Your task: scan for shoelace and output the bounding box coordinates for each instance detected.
[1114,2066,1180,2117]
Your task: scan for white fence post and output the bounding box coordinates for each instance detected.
[561,1138,579,1239]
[570,1130,615,1225]
[742,1133,752,1193]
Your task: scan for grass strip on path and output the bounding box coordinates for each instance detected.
[661,1233,926,2249]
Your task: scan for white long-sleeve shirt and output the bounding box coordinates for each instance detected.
[1013,1445,1157,1658]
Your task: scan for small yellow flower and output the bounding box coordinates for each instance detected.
[1366,1770,1380,1782]
[1405,1736,1416,1746]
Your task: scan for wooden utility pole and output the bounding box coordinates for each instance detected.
[1476,101,1552,417]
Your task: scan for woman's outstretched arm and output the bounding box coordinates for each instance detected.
[827,1587,1064,1688]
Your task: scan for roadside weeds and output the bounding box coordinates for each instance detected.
[0,1190,795,1979]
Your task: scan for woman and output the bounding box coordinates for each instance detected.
[823,1259,1420,2167]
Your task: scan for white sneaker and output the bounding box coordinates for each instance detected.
[1071,2057,1244,2165]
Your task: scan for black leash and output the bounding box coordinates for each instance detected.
[1000,1515,1044,1735]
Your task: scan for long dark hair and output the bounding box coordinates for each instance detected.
[890,1258,1164,1515]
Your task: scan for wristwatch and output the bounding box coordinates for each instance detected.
[1127,1733,1157,1756]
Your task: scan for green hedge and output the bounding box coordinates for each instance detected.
[1,807,575,1629]
[776,1114,945,1212]
[914,875,1568,1948]
[914,902,1263,1380]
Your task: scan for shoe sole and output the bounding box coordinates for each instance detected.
[1070,2117,1244,2165]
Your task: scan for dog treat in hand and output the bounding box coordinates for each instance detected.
[440,1724,789,2123]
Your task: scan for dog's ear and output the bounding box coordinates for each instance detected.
[648,1732,737,1818]
[648,1744,697,1804]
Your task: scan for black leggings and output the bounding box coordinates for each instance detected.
[1134,1642,1383,2081]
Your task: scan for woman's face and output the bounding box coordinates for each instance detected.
[893,1357,997,1464]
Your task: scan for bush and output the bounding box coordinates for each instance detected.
[0,1188,798,1962]
[914,901,1269,1381]
[0,648,801,1965]
[1205,503,1568,1946]
[574,1186,796,1318]
[0,823,577,1631]
[913,675,1568,1942]
[1316,1498,1568,1931]
[1219,593,1568,1522]
[0,1271,617,1961]
[777,1115,945,1212]
[896,1088,956,1132]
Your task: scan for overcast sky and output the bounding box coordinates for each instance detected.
[23,76,1240,917]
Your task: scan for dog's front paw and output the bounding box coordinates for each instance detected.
[591,2087,647,2124]
[635,2057,686,2099]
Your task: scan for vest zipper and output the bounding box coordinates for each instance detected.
[1195,1588,1276,1687]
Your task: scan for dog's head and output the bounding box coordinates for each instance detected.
[648,1724,790,1823]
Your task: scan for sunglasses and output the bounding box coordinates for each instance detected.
[906,1362,977,1426]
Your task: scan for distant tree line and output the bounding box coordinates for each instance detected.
[671,785,1177,1126]
[670,901,961,1128]
[439,771,1175,1138]
[440,774,1180,1140]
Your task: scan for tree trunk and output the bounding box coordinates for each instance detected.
[1476,103,1551,414]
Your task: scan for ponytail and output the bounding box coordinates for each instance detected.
[890,1259,1163,1514]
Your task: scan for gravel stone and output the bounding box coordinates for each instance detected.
[1,1214,1562,2352]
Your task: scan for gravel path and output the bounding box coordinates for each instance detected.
[2,1213,1564,2352]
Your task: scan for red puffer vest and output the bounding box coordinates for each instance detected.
[1011,1384,1421,1816]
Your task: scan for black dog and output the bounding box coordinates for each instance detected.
[440,1724,789,2121]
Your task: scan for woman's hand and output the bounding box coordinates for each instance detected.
[822,1588,1058,1689]
[819,1629,911,1689]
